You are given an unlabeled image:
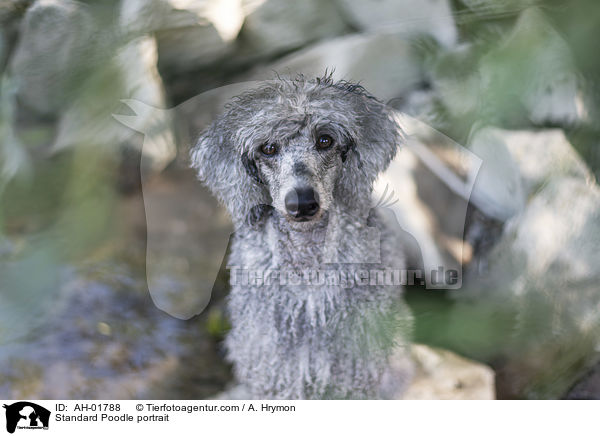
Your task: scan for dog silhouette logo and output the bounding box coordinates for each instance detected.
[3,402,50,434]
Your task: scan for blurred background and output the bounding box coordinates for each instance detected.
[0,0,599,399]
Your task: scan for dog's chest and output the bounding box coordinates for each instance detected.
[225,280,398,399]
[224,215,406,399]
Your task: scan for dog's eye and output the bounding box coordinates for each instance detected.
[316,134,334,150]
[261,143,278,156]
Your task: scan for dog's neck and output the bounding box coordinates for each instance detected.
[264,205,373,267]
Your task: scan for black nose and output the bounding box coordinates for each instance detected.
[284,187,320,219]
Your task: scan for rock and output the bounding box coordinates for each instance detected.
[463,127,597,294]
[506,177,600,285]
[468,128,526,221]
[9,0,95,115]
[402,344,495,399]
[121,0,244,41]
[335,0,458,47]
[452,175,600,398]
[253,31,423,102]
[408,125,600,398]
[500,129,593,195]
[495,177,600,398]
[480,8,585,126]
[468,127,593,221]
[237,0,347,61]
[120,0,244,74]
[53,36,176,173]
[400,89,440,125]
[0,1,31,73]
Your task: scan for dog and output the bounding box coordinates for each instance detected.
[191,74,413,399]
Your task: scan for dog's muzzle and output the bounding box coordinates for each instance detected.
[284,187,320,220]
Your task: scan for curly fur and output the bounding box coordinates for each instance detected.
[191,74,413,399]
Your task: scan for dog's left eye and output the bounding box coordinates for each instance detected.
[316,134,334,149]
[261,143,278,156]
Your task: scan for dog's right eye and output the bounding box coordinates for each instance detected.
[261,143,278,156]
[316,134,334,150]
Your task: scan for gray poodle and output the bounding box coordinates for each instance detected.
[191,74,413,399]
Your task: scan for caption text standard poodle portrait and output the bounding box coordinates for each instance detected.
[191,74,413,399]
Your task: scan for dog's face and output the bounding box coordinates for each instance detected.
[247,112,352,229]
[191,76,402,228]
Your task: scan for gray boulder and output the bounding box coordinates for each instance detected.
[120,0,245,74]
[486,176,600,398]
[335,0,458,47]
[9,0,176,172]
[500,129,593,195]
[480,8,585,126]
[468,127,593,221]
[9,0,95,115]
[403,344,495,399]
[448,127,600,398]
[503,177,600,291]
[54,36,176,173]
[468,128,525,221]
[252,31,423,102]
[237,0,347,61]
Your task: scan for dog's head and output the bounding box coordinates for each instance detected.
[191,75,403,229]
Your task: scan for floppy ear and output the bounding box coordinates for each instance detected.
[190,115,271,227]
[336,93,403,208]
